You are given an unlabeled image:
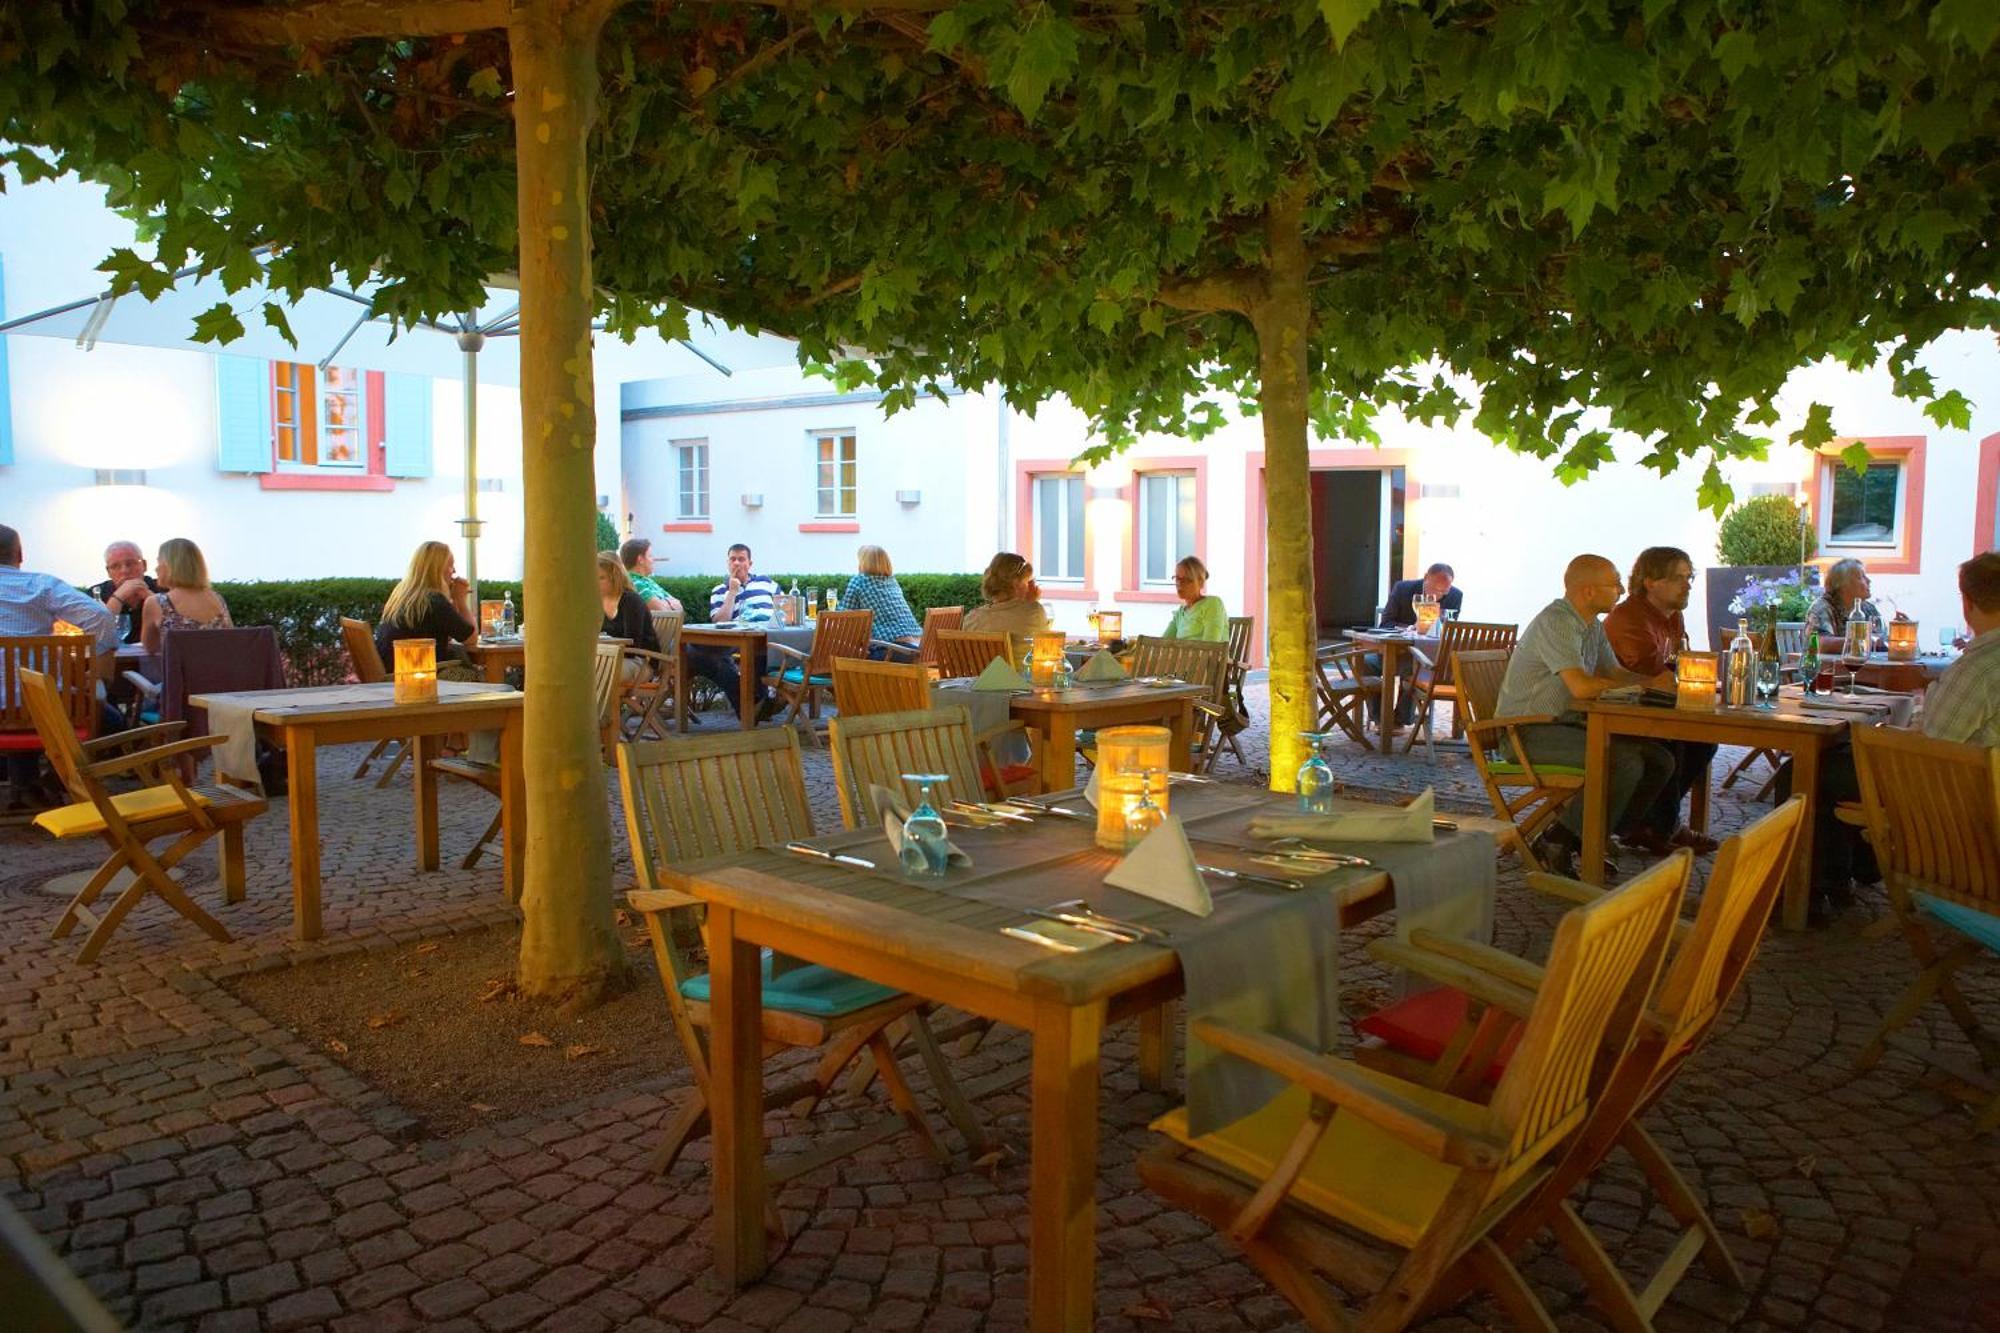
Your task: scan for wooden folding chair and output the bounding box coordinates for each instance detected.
[22,669,267,963]
[933,629,1013,680]
[339,618,407,787]
[1404,620,1519,758]
[1457,648,1581,871]
[590,640,625,763]
[1128,635,1234,772]
[1136,847,1685,1331]
[616,728,986,1176]
[832,657,932,716]
[1311,644,1379,751]
[1720,621,1807,798]
[913,605,963,667]
[3,636,98,800]
[827,705,1031,829]
[765,609,873,745]
[620,612,684,740]
[1851,725,2000,1130]
[1358,799,1806,1328]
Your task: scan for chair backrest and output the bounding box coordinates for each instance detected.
[1484,850,1685,1170]
[917,606,964,666]
[1226,616,1256,669]
[802,609,875,675]
[1432,620,1518,687]
[1774,620,1807,660]
[592,640,625,725]
[1453,649,1512,728]
[833,657,933,716]
[158,626,286,726]
[616,728,814,881]
[828,705,987,829]
[649,610,684,656]
[1130,636,1230,705]
[340,617,388,684]
[935,629,1013,680]
[17,668,96,801]
[1852,724,2000,916]
[1,636,97,738]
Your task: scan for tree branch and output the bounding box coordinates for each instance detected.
[1156,270,1255,315]
[205,0,511,44]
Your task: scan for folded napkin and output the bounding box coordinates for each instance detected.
[1105,815,1212,917]
[881,807,971,869]
[972,657,1026,691]
[1247,787,1437,844]
[1076,649,1126,683]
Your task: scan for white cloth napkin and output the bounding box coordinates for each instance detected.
[972,657,1025,691]
[1247,787,1438,844]
[1076,649,1126,682]
[1106,815,1213,916]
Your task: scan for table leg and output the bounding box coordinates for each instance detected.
[738,644,757,731]
[413,732,440,872]
[284,728,322,941]
[1689,756,1712,835]
[1030,999,1104,1332]
[677,641,692,734]
[1580,714,1611,886]
[1040,719,1078,793]
[501,711,525,904]
[1783,738,1821,931]
[1137,1001,1175,1092]
[1166,700,1194,773]
[709,905,769,1286]
[1378,642,1399,754]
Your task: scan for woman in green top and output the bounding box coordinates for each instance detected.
[1163,555,1229,641]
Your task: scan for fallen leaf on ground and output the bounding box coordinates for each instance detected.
[326,1038,348,1056]
[1740,1208,1779,1240]
[469,1102,497,1114]
[1119,1297,1172,1322]
[478,978,516,1003]
[403,969,428,981]
[365,1011,404,1030]
[518,1031,554,1048]
[414,941,441,956]
[615,909,636,927]
[1796,1154,1817,1179]
[971,1145,1013,1180]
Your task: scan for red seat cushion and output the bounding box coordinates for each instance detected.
[980,761,1038,798]
[0,727,86,752]
[1353,986,1523,1084]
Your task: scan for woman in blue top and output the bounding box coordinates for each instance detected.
[843,545,923,648]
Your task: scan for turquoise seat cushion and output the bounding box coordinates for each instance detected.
[778,667,833,686]
[1915,893,2000,954]
[679,953,900,1018]
[1486,760,1584,778]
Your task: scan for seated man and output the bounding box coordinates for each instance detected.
[686,542,782,722]
[0,524,121,806]
[89,539,158,647]
[1385,562,1462,627]
[1494,553,1677,877]
[618,538,681,614]
[1602,546,1720,855]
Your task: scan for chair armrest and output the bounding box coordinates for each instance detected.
[1522,871,1608,908]
[120,671,162,700]
[1408,646,1435,671]
[1193,700,1228,720]
[80,721,187,755]
[1407,930,1548,995]
[1366,939,1542,1017]
[628,887,701,914]
[974,719,1028,746]
[770,643,809,664]
[86,734,225,779]
[871,639,919,661]
[1188,1020,1507,1170]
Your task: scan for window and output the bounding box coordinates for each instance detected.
[272,361,367,470]
[1138,472,1198,585]
[814,430,856,517]
[1810,435,1926,575]
[1824,461,1904,547]
[1032,474,1086,582]
[674,439,710,519]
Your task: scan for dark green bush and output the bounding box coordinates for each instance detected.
[1716,494,1816,567]
[594,512,620,554]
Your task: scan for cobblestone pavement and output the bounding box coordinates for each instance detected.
[2,684,1997,1332]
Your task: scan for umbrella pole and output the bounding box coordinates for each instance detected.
[458,329,486,622]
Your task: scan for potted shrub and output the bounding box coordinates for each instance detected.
[1727,573,1815,653]
[1706,494,1817,649]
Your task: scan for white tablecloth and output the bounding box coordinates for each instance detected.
[201,682,504,790]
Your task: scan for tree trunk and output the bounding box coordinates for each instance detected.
[1248,195,1316,791]
[508,0,628,1005]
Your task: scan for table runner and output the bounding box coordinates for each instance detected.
[201,682,504,789]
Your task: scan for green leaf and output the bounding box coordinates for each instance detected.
[190,302,246,345]
[1696,460,1734,516]
[1005,17,1081,121]
[1087,299,1121,334]
[1712,30,1758,81]
[261,302,297,347]
[1923,388,1973,430]
[1319,0,1382,50]
[1838,439,1873,471]
[1789,403,1836,451]
[467,67,504,99]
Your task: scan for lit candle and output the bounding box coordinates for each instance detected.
[1097,609,1123,642]
[1095,725,1171,850]
[51,620,84,636]
[393,638,439,704]
[1886,617,1919,663]
[1030,631,1067,686]
[1675,651,1720,711]
[479,599,504,638]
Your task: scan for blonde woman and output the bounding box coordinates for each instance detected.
[140,538,232,653]
[597,552,660,653]
[842,545,922,647]
[963,551,1052,636]
[377,540,478,679]
[1161,555,1229,641]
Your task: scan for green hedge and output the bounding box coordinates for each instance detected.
[211,572,983,684]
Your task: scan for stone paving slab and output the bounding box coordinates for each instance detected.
[1,687,1997,1331]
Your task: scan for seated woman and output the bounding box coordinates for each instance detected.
[962,552,1052,637]
[1162,555,1228,641]
[140,538,232,653]
[1804,557,1885,652]
[377,540,479,680]
[598,552,661,670]
[843,544,923,650]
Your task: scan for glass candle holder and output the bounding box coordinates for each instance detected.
[1886,618,1919,663]
[1030,631,1067,686]
[393,638,439,704]
[1675,651,1720,711]
[1095,725,1171,851]
[1097,609,1123,641]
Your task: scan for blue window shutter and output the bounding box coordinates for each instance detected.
[382,374,433,477]
[215,355,272,472]
[0,256,14,466]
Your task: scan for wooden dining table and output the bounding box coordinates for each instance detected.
[1341,627,1439,752]
[1003,679,1209,792]
[188,684,524,939]
[677,784,1512,1331]
[1577,694,1851,929]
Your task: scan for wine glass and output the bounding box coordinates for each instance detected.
[1125,769,1165,848]
[1940,626,1961,655]
[1755,656,1781,708]
[898,773,952,879]
[1296,731,1337,815]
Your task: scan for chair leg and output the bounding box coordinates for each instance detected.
[1621,1121,1747,1290]
[1464,1238,1559,1333]
[462,810,503,870]
[865,1032,947,1162]
[1856,932,1983,1071]
[52,852,132,941]
[650,1091,711,1175]
[1545,1207,1649,1333]
[905,1011,990,1155]
[374,740,409,789]
[220,822,247,904]
[352,737,392,780]
[79,839,230,963]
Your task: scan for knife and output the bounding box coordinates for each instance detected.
[1005,798,1093,820]
[950,800,1033,823]
[1197,864,1304,890]
[1045,899,1168,941]
[1017,907,1141,942]
[1432,819,1458,832]
[784,842,877,871]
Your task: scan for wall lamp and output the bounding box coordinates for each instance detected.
[94,469,148,487]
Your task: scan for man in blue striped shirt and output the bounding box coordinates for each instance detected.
[2,524,121,805]
[689,543,782,721]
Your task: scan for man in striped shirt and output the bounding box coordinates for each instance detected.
[2,524,120,806]
[1921,551,2000,747]
[688,543,782,722]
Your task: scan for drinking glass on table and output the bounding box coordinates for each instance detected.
[1940,626,1961,654]
[898,774,951,879]
[1755,657,1781,707]
[1296,731,1337,815]
[1126,769,1165,848]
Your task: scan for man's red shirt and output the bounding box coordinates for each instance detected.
[1603,594,1685,678]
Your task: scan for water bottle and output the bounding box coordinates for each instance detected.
[1843,601,1869,664]
[500,592,515,636]
[1726,619,1755,708]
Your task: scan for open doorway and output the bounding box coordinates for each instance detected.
[1309,466,1406,637]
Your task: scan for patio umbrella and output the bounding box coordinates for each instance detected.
[0,260,802,606]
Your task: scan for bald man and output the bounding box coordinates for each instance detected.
[1493,554,1677,876]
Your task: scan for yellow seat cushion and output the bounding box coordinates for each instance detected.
[34,786,208,839]
[1152,1073,1500,1248]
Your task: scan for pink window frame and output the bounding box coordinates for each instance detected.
[1014,460,1098,601]
[259,367,393,492]
[1120,456,1209,603]
[1805,435,1926,576]
[1975,432,2000,557]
